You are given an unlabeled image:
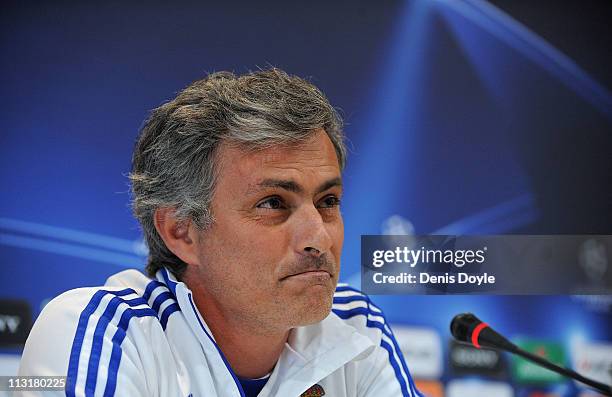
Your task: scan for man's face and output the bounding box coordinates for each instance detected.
[187,129,344,334]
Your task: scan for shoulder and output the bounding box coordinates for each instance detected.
[27,270,182,347]
[19,271,160,364]
[19,270,179,395]
[331,283,389,341]
[34,270,170,335]
[330,284,421,397]
[331,283,400,364]
[332,283,404,352]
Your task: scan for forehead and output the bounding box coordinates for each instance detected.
[215,129,341,191]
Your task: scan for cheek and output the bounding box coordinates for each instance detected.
[235,222,290,254]
[211,220,289,275]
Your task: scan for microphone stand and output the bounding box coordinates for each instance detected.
[482,341,611,396]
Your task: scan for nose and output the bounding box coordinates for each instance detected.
[304,246,322,256]
[292,204,333,258]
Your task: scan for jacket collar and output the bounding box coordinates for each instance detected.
[157,267,375,396]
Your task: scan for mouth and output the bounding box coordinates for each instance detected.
[281,269,332,281]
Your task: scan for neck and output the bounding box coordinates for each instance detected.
[187,284,288,379]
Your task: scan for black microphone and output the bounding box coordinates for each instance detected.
[450,313,612,396]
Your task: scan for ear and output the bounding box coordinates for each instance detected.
[153,207,200,266]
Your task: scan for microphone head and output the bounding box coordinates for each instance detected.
[450,313,482,342]
[450,313,516,352]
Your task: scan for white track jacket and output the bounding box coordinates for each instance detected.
[19,268,421,397]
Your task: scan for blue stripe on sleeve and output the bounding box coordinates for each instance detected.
[142,280,164,302]
[160,303,181,330]
[384,322,423,397]
[380,339,411,397]
[84,296,149,395]
[143,277,181,330]
[333,295,369,305]
[66,289,157,397]
[102,307,157,397]
[66,288,135,397]
[151,291,173,312]
[66,290,107,397]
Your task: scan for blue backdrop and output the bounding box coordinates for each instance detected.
[1,1,611,396]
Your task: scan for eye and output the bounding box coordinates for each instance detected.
[318,195,341,209]
[256,196,286,210]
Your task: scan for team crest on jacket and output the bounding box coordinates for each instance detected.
[300,384,325,396]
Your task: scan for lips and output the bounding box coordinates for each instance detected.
[280,254,336,281]
[281,269,332,281]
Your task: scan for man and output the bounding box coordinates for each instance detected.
[19,69,421,396]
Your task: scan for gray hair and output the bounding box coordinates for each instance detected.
[130,68,346,279]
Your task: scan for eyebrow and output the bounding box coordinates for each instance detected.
[248,177,342,195]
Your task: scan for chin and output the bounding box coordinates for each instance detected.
[294,289,334,326]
